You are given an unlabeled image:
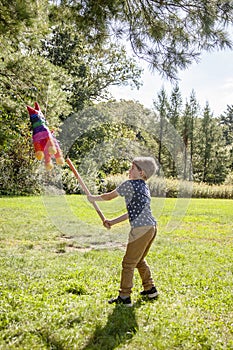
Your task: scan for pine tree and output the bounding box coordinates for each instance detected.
[196,103,228,184]
[167,84,182,177]
[180,101,193,180]
[153,87,170,176]
[56,0,233,78]
[219,104,233,171]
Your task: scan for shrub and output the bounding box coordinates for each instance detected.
[224,172,233,185]
[103,174,233,199]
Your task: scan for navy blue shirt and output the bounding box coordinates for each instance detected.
[116,179,156,228]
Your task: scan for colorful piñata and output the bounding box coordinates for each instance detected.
[27,102,64,170]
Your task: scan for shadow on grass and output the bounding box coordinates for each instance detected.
[81,300,142,350]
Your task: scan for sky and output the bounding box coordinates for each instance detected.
[109,48,233,117]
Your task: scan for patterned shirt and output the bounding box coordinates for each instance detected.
[116,179,156,228]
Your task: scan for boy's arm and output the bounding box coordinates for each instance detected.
[87,189,118,202]
[105,213,129,227]
[87,189,128,228]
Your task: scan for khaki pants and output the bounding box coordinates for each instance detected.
[119,226,157,297]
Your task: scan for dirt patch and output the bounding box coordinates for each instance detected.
[59,235,126,252]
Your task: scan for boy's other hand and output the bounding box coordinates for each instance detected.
[103,220,111,230]
[87,195,95,203]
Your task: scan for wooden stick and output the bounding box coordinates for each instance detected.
[66,157,106,223]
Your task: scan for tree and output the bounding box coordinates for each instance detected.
[220,104,233,146]
[167,84,182,176]
[186,91,199,180]
[153,87,170,176]
[179,92,199,181]
[0,1,143,195]
[60,100,157,193]
[0,0,46,37]
[41,25,142,111]
[180,101,193,180]
[55,0,233,78]
[220,104,233,171]
[0,0,70,119]
[196,103,228,184]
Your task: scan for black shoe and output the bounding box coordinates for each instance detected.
[140,286,159,299]
[108,295,132,307]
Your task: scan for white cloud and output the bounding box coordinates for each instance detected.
[221,78,233,91]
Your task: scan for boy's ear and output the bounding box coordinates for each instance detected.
[141,170,147,180]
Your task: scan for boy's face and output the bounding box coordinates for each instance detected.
[129,162,144,180]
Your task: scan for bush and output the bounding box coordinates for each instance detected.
[224,172,233,185]
[0,153,41,196]
[103,174,233,199]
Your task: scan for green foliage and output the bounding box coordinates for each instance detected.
[59,101,158,194]
[152,89,231,184]
[193,103,229,184]
[179,91,199,181]
[224,172,233,185]
[220,105,233,171]
[220,105,233,146]
[0,0,142,196]
[56,0,233,78]
[0,196,232,349]
[104,174,233,199]
[0,132,41,196]
[0,0,46,37]
[41,24,142,111]
[1,1,232,194]
[1,96,232,195]
[153,87,171,176]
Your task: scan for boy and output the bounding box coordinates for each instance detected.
[87,156,158,306]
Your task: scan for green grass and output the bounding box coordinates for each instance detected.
[0,196,232,349]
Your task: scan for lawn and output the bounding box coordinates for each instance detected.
[0,196,232,349]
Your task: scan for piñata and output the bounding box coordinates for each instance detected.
[27,102,64,170]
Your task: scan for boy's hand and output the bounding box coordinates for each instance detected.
[87,194,95,203]
[103,219,112,230]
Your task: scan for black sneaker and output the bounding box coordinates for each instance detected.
[140,286,159,299]
[108,296,132,307]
